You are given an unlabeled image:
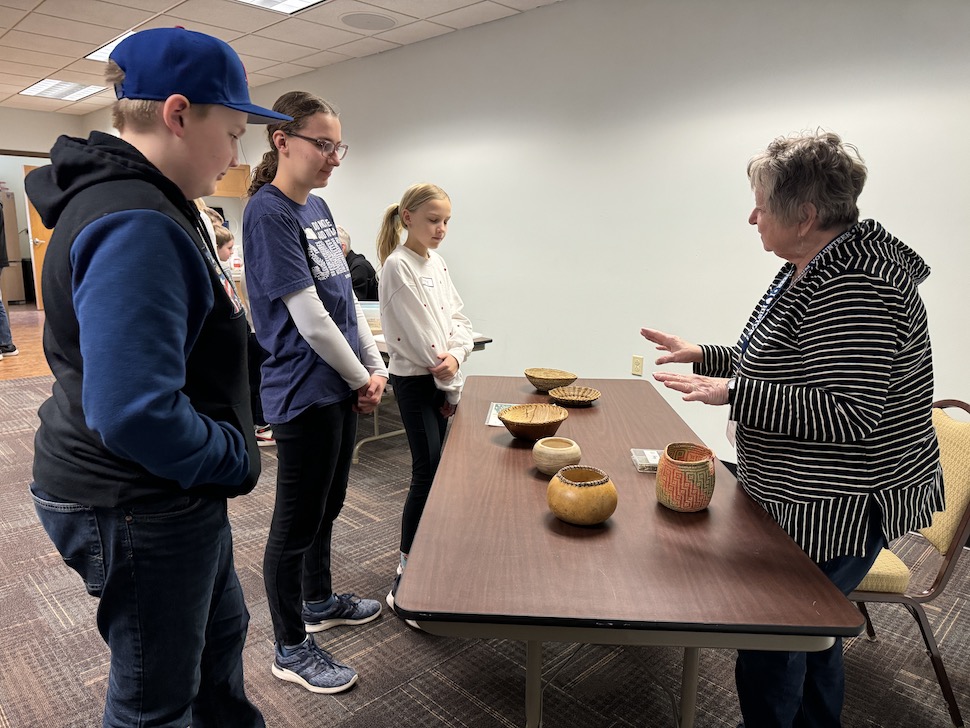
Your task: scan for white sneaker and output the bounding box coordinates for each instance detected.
[386,574,421,630]
[255,424,275,447]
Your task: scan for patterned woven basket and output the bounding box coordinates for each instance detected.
[524,368,578,392]
[655,442,716,512]
[497,403,568,440]
[548,386,601,407]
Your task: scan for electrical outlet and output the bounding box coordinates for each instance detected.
[631,354,644,377]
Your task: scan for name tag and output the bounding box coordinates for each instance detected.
[421,276,435,288]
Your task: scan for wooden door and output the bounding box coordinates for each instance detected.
[23,165,51,310]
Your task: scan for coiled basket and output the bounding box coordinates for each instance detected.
[655,442,716,512]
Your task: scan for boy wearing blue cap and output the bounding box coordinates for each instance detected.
[25,28,291,728]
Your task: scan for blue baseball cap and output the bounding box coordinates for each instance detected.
[110,27,292,125]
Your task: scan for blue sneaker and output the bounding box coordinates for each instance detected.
[272,637,357,694]
[303,593,381,633]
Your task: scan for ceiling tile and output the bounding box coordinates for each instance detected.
[375,19,452,45]
[0,30,95,56]
[245,72,279,87]
[65,58,109,75]
[0,0,36,10]
[0,6,26,26]
[288,48,351,67]
[361,0,480,19]
[431,1,517,29]
[54,69,107,86]
[255,17,362,47]
[167,0,282,34]
[0,46,74,68]
[230,34,319,62]
[258,62,316,79]
[299,0,417,30]
[236,54,281,73]
[0,84,27,95]
[1,61,59,79]
[32,0,154,30]
[14,13,122,45]
[141,15,245,43]
[101,0,179,9]
[0,71,39,88]
[494,0,560,9]
[0,95,73,112]
[331,35,398,58]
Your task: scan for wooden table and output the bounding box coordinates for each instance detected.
[393,376,865,727]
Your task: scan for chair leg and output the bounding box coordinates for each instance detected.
[905,603,964,727]
[856,601,878,641]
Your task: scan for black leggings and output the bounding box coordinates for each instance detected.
[262,396,357,645]
[390,374,448,554]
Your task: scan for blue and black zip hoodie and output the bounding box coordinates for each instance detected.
[25,131,259,506]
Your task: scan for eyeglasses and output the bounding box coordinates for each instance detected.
[285,131,349,160]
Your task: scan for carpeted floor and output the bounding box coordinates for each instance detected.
[1,375,968,727]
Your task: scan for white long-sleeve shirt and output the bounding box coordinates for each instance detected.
[378,245,473,404]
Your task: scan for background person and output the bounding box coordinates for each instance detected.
[337,225,378,301]
[643,130,943,728]
[376,183,473,620]
[199,202,275,447]
[244,90,387,694]
[24,27,291,727]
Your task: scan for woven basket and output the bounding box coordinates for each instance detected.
[655,442,716,512]
[497,403,568,440]
[548,385,601,407]
[524,368,578,392]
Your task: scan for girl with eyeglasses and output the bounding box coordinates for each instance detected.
[376,183,474,623]
[243,90,387,694]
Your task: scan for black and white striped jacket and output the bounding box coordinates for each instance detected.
[698,220,944,562]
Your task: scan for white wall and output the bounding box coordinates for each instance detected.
[228,0,970,457]
[0,108,83,260]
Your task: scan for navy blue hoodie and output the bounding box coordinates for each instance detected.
[25,132,259,506]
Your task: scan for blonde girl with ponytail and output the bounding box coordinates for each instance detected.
[377,183,474,623]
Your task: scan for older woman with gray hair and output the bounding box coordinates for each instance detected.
[642,130,943,727]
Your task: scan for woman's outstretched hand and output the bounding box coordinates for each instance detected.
[653,371,730,405]
[640,328,703,365]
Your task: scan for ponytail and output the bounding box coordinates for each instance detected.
[376,203,403,264]
[248,148,279,197]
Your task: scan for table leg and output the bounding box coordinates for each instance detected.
[679,647,699,728]
[525,640,543,727]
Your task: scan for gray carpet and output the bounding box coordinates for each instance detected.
[1,375,967,727]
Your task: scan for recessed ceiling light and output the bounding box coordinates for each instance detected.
[233,0,334,14]
[340,12,396,31]
[20,79,106,102]
[86,31,135,62]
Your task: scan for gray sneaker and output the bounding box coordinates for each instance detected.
[302,592,381,633]
[271,637,358,694]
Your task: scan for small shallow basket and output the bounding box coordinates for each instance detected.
[548,385,601,407]
[524,368,578,392]
[497,403,568,440]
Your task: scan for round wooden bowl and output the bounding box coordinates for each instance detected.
[548,385,601,407]
[532,436,582,475]
[524,368,578,392]
[497,403,568,441]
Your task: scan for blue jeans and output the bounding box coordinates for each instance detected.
[31,487,264,728]
[735,507,885,728]
[263,396,357,646]
[389,374,448,554]
[0,286,12,347]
